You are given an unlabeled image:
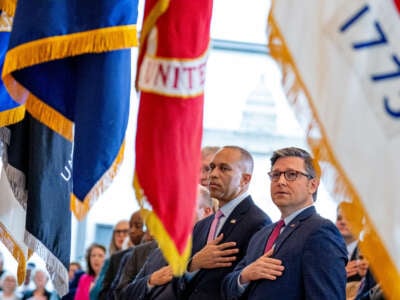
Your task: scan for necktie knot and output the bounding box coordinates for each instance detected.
[215,209,224,219]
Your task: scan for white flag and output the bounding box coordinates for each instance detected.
[0,130,28,284]
[269,0,400,297]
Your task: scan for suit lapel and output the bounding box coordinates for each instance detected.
[274,206,316,254]
[219,196,252,241]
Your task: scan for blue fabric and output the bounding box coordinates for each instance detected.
[8,0,138,47]
[6,0,138,202]
[6,114,73,291]
[0,31,18,112]
[222,206,348,300]
[0,1,139,296]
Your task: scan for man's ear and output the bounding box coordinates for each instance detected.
[309,177,319,194]
[241,173,251,186]
[203,207,212,217]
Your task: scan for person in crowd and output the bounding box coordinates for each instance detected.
[22,269,51,300]
[68,262,82,282]
[179,145,272,299]
[196,185,217,221]
[119,184,216,299]
[56,262,84,300]
[89,219,130,300]
[336,202,377,300]
[336,202,366,283]
[222,146,348,299]
[108,220,130,256]
[18,263,36,294]
[0,272,20,300]
[74,243,106,300]
[98,211,144,300]
[356,283,385,300]
[0,252,5,280]
[200,146,220,187]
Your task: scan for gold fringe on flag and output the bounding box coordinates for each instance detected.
[70,141,125,220]
[133,173,192,275]
[0,0,16,18]
[268,5,400,298]
[0,105,25,127]
[0,223,27,285]
[1,25,137,130]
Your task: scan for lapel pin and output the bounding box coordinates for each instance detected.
[290,224,296,228]
[230,219,236,224]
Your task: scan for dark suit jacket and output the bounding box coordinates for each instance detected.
[99,248,132,300]
[121,248,179,300]
[348,245,363,282]
[113,241,158,298]
[222,206,348,300]
[180,195,271,300]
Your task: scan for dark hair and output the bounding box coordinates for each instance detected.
[85,243,106,276]
[222,145,254,174]
[270,147,320,201]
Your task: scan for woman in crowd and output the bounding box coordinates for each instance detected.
[0,272,20,300]
[74,244,106,300]
[89,219,130,300]
[108,220,130,256]
[22,269,51,300]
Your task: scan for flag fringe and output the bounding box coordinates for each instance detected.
[133,174,192,275]
[1,25,138,133]
[268,8,400,299]
[2,75,74,141]
[70,141,125,220]
[2,25,138,76]
[0,126,11,145]
[24,231,69,297]
[0,223,27,285]
[0,105,25,127]
[0,0,16,17]
[4,164,27,210]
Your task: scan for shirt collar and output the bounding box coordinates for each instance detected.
[283,204,314,225]
[220,191,249,218]
[347,240,358,259]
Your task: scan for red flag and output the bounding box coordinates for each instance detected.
[134,0,213,274]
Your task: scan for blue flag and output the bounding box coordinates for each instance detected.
[0,0,138,295]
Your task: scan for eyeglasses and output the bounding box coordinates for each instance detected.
[114,229,129,235]
[268,170,313,182]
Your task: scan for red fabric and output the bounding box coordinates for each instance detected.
[264,220,285,253]
[394,0,400,13]
[135,0,213,256]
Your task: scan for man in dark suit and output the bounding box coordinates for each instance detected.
[119,184,217,300]
[98,210,145,300]
[180,145,272,299]
[223,147,348,300]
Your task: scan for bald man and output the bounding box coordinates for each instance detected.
[179,146,272,299]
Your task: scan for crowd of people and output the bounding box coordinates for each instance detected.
[0,146,385,299]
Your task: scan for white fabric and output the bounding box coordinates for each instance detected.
[272,0,400,282]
